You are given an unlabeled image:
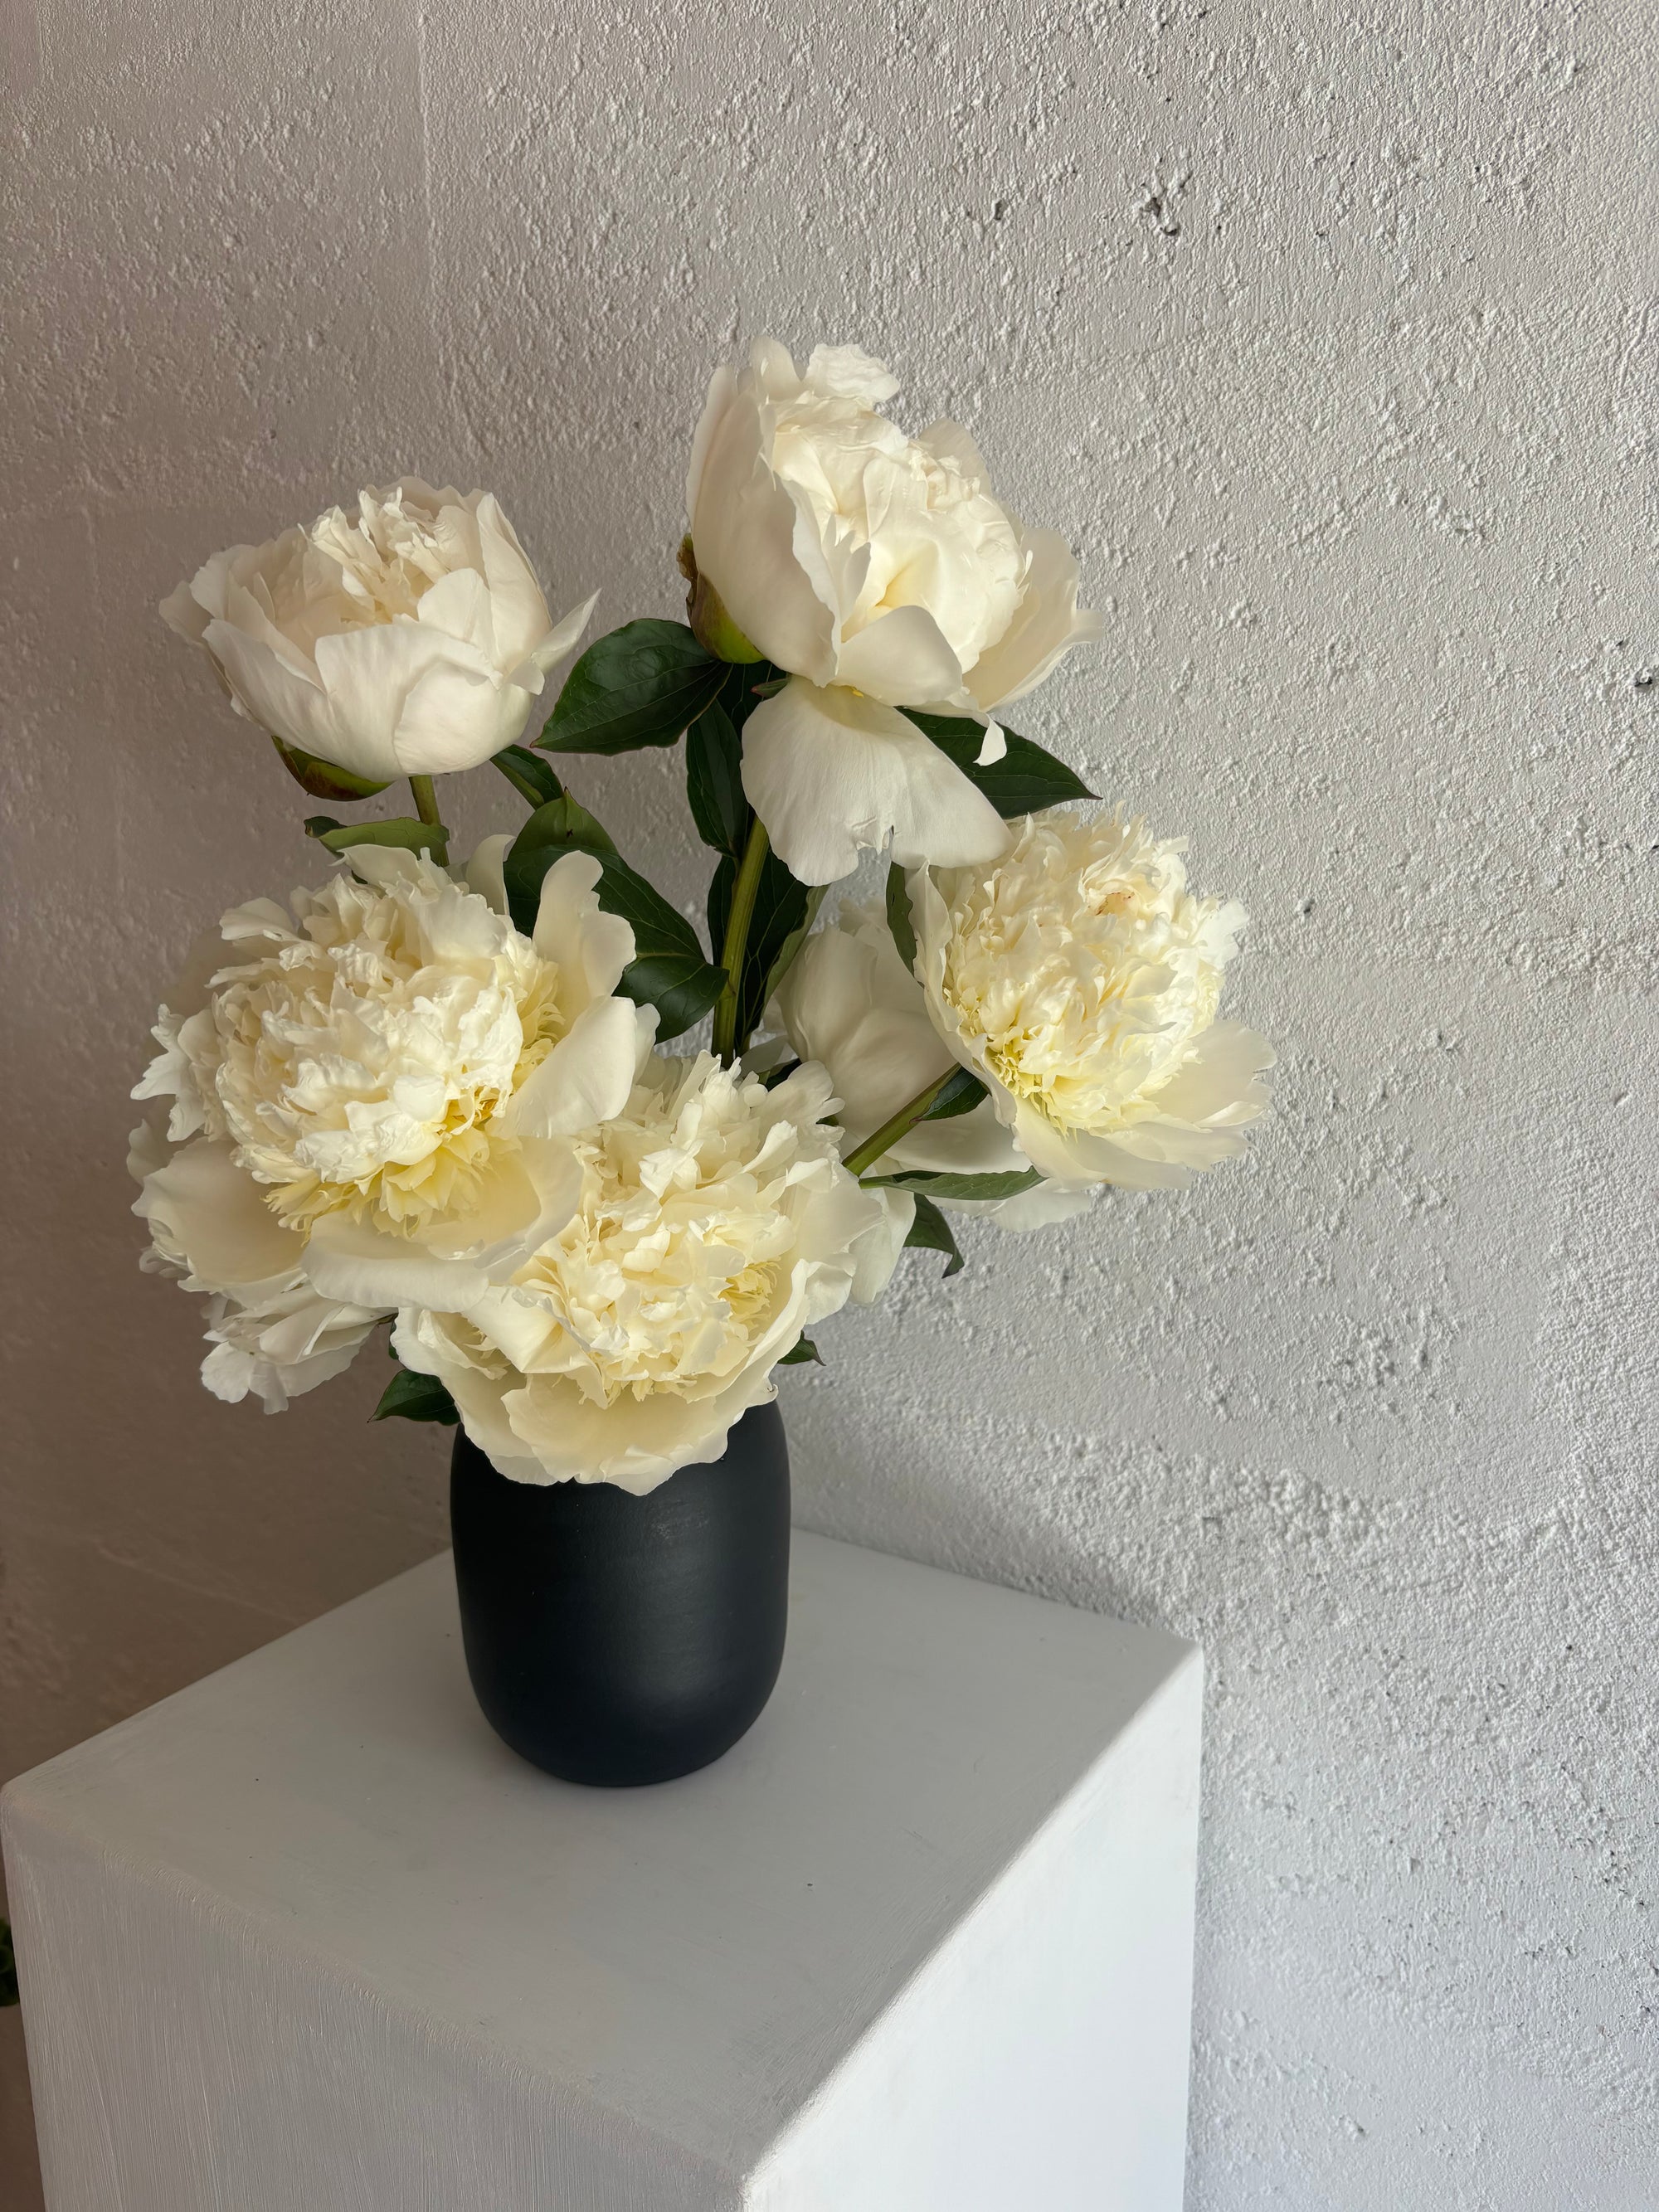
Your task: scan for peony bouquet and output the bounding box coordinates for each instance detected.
[131,341,1274,1498]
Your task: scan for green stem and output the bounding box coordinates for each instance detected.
[843,1067,958,1179]
[406,773,448,862]
[712,816,771,1063]
[490,753,549,809]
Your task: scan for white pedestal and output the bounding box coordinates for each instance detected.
[2,1534,1201,2212]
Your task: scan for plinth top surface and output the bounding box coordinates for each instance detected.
[3,1529,1195,2177]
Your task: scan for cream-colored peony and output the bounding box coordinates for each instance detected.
[910,810,1275,1190]
[130,847,654,1405]
[394,1054,902,1493]
[162,480,595,783]
[686,340,1099,886]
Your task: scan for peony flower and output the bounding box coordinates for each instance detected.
[685,340,1100,886]
[770,902,1091,1232]
[394,1054,901,1493]
[162,479,596,783]
[130,847,654,1402]
[908,809,1275,1190]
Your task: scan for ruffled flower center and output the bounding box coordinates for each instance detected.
[769,365,1026,676]
[306,485,457,629]
[173,869,564,1235]
[503,1057,832,1405]
[941,813,1247,1138]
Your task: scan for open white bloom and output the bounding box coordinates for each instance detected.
[395,1055,900,1494]
[162,480,596,783]
[910,810,1275,1190]
[771,902,1090,1232]
[130,847,654,1403]
[687,340,1099,885]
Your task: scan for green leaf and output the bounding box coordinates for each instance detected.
[541,620,726,755]
[865,1166,1044,1201]
[886,863,918,973]
[685,693,749,857]
[916,1066,990,1123]
[778,1334,823,1367]
[902,711,1093,818]
[372,1367,460,1423]
[304,815,447,855]
[504,798,725,1039]
[761,1057,801,1091]
[904,1193,966,1278]
[0,1915,17,2007]
[272,737,392,800]
[492,746,564,808]
[597,853,728,1037]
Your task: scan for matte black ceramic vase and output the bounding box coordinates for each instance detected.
[450,1403,790,1787]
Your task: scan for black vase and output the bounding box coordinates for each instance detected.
[450,1403,791,1787]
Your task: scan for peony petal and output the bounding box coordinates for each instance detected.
[394,1314,547,1483]
[302,1213,491,1310]
[417,566,497,658]
[201,617,348,762]
[833,604,966,707]
[1153,1022,1276,1126]
[395,655,529,775]
[522,591,599,684]
[846,1188,915,1302]
[470,493,554,666]
[742,678,1009,886]
[498,994,644,1139]
[937,1180,1096,1232]
[887,1097,1024,1177]
[304,620,505,780]
[424,1137,583,1271]
[771,917,954,1150]
[501,1364,780,1494]
[917,418,993,486]
[965,526,1102,711]
[464,833,512,915]
[805,344,900,403]
[134,1139,302,1291]
[688,385,838,684]
[532,848,635,998]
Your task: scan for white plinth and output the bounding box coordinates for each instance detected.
[3,1534,1201,2212]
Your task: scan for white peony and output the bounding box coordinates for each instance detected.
[910,809,1275,1190]
[686,340,1099,886]
[130,847,654,1404]
[394,1054,901,1494]
[162,479,596,783]
[770,902,1090,1232]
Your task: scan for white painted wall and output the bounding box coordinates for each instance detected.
[1,2,1652,2205]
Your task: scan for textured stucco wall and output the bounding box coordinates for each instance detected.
[2,2,1654,2205]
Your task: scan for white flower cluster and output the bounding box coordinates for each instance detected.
[136,336,1273,1495]
[131,850,893,1490]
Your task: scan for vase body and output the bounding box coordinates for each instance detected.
[450,1403,791,1787]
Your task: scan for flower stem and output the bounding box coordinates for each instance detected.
[407,774,448,862]
[712,815,771,1063]
[843,1067,958,1179]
